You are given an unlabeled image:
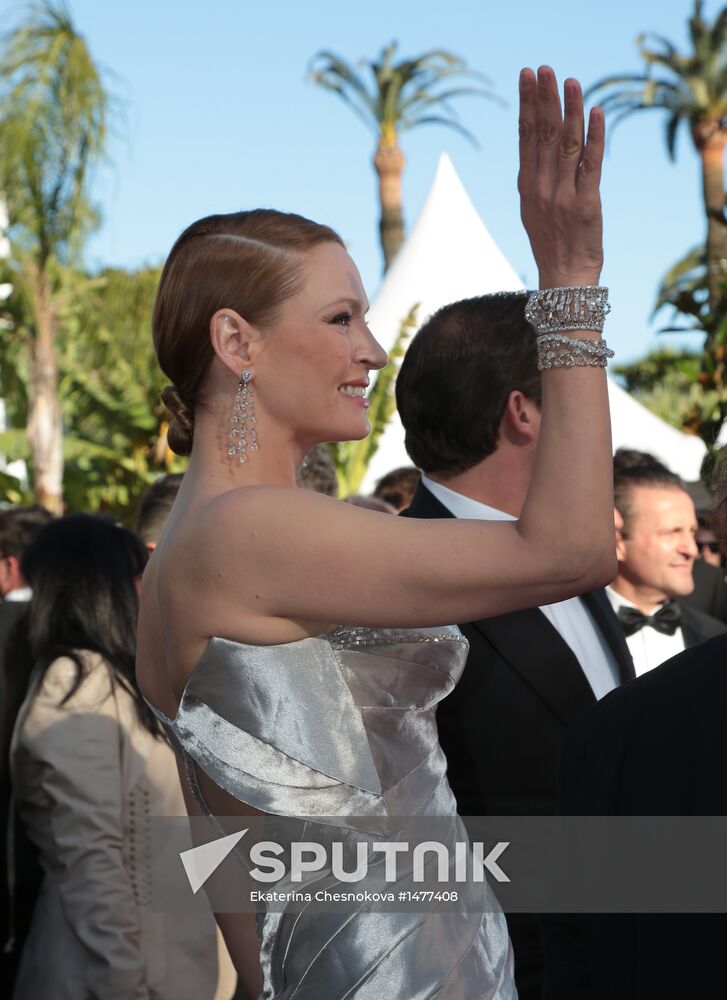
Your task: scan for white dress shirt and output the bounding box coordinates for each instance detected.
[605,586,685,677]
[421,475,621,700]
[3,586,31,602]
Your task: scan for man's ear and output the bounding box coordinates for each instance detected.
[0,553,21,593]
[503,390,539,443]
[210,309,262,377]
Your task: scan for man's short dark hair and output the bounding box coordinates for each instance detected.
[613,461,685,535]
[135,474,184,545]
[612,448,671,475]
[0,505,53,560]
[373,466,420,511]
[395,292,540,476]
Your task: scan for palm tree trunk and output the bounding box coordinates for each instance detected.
[697,130,727,309]
[374,141,405,272]
[27,278,63,513]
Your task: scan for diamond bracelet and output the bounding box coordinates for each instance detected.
[537,333,614,370]
[525,285,611,335]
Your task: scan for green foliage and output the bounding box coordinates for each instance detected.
[614,348,702,393]
[309,41,501,149]
[612,348,718,437]
[586,1,727,157]
[0,264,186,518]
[654,243,707,321]
[589,1,727,447]
[0,0,112,269]
[0,1,118,509]
[0,467,26,505]
[615,355,722,443]
[650,233,727,447]
[332,305,418,496]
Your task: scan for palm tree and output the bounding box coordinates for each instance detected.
[0,265,187,518]
[309,42,501,272]
[587,0,727,308]
[0,1,110,512]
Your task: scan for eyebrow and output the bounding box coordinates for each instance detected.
[322,297,370,314]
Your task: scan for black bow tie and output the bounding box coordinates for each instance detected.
[617,602,682,638]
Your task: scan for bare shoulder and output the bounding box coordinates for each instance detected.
[204,483,338,526]
[196,484,437,577]
[136,487,343,704]
[190,485,377,576]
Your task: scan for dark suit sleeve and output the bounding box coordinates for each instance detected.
[542,707,598,999]
[546,635,727,998]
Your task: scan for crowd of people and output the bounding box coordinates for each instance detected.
[2,396,725,1000]
[1,65,726,999]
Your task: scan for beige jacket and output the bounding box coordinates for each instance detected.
[10,653,236,999]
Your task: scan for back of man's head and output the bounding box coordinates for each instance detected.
[0,505,54,596]
[135,474,184,547]
[396,292,539,477]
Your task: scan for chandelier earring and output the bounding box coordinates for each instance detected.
[228,369,259,463]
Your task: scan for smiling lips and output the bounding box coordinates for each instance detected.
[338,384,369,406]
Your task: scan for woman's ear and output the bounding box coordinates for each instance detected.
[210,309,262,377]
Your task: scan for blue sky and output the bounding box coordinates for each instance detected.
[62,0,715,364]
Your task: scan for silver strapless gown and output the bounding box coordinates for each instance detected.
[146,625,516,999]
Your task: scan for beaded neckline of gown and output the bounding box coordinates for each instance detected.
[144,623,466,726]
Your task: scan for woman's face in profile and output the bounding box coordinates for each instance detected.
[254,242,388,446]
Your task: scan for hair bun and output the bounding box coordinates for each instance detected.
[162,384,194,456]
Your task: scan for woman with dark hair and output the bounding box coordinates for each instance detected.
[10,514,235,999]
[137,68,616,998]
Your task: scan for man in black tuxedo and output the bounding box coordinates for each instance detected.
[396,292,634,1000]
[607,464,726,674]
[543,631,727,999]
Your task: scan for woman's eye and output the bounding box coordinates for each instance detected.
[331,313,352,327]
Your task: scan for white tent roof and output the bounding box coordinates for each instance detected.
[605,377,705,479]
[361,154,706,489]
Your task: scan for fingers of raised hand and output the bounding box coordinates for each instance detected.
[577,107,605,197]
[536,66,563,183]
[556,78,585,190]
[518,68,604,284]
[519,66,567,198]
[517,68,538,193]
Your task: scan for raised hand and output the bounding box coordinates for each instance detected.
[518,66,605,290]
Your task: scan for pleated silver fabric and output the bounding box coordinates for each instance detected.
[146,625,516,999]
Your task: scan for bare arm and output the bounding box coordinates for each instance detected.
[179,68,616,641]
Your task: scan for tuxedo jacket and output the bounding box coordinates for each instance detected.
[675,598,727,647]
[543,632,727,999]
[401,482,635,817]
[680,556,727,624]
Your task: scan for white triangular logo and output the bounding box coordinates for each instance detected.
[180,828,248,894]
